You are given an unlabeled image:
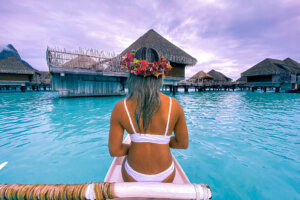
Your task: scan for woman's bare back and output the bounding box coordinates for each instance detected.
[109,92,188,182]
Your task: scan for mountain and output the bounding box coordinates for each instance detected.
[0,44,21,60]
[0,44,36,70]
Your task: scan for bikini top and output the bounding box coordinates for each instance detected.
[124,97,172,144]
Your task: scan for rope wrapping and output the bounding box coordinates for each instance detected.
[0,183,103,200]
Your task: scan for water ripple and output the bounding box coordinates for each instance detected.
[0,91,300,199]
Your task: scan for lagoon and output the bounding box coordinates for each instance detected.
[0,91,299,199]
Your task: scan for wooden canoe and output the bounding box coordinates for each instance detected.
[0,136,211,200]
[103,135,214,200]
[104,135,190,184]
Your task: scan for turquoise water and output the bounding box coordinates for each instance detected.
[0,91,299,199]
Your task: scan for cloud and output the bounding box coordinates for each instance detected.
[0,0,299,80]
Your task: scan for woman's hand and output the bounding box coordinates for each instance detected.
[109,101,130,157]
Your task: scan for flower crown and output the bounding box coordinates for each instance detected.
[121,52,172,78]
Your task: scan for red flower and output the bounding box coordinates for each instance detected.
[126,52,134,62]
[122,52,172,77]
[140,60,149,67]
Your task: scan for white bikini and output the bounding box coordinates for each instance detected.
[123,97,174,182]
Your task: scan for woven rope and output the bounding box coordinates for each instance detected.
[0,183,108,200]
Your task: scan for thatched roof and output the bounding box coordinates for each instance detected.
[121,29,197,66]
[0,56,36,74]
[283,58,300,73]
[189,71,213,82]
[242,58,300,76]
[208,69,232,82]
[61,55,100,69]
[236,76,247,82]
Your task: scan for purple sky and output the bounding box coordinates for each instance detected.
[1,0,300,80]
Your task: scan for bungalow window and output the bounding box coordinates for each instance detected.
[247,75,272,82]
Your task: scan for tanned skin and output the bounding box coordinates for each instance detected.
[109,93,189,182]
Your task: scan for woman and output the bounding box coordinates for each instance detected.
[109,47,188,183]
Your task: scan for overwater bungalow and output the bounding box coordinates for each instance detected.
[207,69,232,83]
[48,29,197,97]
[188,70,213,84]
[240,58,300,92]
[0,56,41,91]
[121,29,197,86]
[0,44,51,92]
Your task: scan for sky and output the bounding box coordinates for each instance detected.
[1,0,300,80]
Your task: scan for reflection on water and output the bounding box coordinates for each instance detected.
[0,91,299,199]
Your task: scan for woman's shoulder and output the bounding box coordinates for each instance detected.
[110,99,127,123]
[159,93,184,122]
[112,99,125,114]
[159,93,180,106]
[113,97,136,111]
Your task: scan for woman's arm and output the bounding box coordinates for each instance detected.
[109,101,130,157]
[169,99,189,149]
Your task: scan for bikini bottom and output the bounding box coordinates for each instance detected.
[124,159,175,182]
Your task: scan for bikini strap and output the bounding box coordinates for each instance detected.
[165,97,172,136]
[124,99,137,134]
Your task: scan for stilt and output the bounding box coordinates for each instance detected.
[20,86,26,92]
[184,86,188,92]
[275,87,280,93]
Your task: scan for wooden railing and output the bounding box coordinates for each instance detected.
[46,47,122,72]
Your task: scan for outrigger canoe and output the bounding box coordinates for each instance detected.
[104,135,212,199]
[0,136,212,200]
